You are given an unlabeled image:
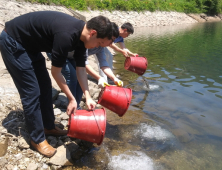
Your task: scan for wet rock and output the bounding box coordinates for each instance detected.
[47,136,57,143]
[49,138,58,148]
[57,93,68,108]
[172,129,193,143]
[57,140,64,147]
[63,137,72,143]
[55,122,64,130]
[53,100,61,108]
[70,148,85,160]
[79,140,94,148]
[52,88,59,101]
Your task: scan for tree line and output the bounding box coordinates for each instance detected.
[25,0,222,15]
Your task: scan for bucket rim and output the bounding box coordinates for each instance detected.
[124,57,132,70]
[96,107,106,145]
[98,86,109,104]
[118,88,133,117]
[137,57,148,76]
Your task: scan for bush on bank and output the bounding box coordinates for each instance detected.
[24,0,222,15]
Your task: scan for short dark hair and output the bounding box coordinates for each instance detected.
[121,22,134,34]
[111,22,119,39]
[86,15,112,40]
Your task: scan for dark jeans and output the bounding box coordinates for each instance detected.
[47,53,83,108]
[0,30,55,143]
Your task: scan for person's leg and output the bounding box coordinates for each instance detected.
[61,58,83,108]
[104,47,113,69]
[0,30,45,144]
[30,53,55,130]
[94,54,108,82]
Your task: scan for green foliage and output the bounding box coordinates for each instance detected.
[24,0,222,14]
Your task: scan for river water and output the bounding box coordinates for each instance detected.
[69,22,222,170]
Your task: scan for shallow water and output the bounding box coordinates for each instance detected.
[68,22,222,170]
[114,22,222,170]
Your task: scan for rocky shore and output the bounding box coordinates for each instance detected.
[0,0,221,169]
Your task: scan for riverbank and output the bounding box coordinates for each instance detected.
[0,0,221,169]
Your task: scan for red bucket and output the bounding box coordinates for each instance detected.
[98,86,132,117]
[124,56,148,75]
[67,108,106,145]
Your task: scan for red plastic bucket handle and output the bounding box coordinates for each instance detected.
[92,110,104,136]
[123,88,130,106]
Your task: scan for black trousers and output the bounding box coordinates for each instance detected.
[0,30,55,143]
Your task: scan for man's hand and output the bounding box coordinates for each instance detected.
[122,50,129,58]
[86,97,97,110]
[123,48,138,57]
[114,77,123,87]
[98,77,110,88]
[66,99,77,115]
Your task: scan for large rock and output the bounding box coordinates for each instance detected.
[205,16,221,22]
[187,13,206,22]
[48,145,74,166]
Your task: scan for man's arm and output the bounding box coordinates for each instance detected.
[109,43,128,57]
[86,64,116,81]
[86,64,123,87]
[76,67,96,110]
[110,42,138,57]
[85,64,101,80]
[51,66,77,115]
[101,66,116,81]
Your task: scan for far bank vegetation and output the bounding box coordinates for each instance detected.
[24,0,222,15]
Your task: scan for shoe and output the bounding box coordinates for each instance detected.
[44,126,68,136]
[31,140,56,158]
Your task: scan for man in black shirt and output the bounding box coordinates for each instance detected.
[0,11,115,157]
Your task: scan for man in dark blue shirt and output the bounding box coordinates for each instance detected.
[98,23,138,80]
[0,11,115,157]
[110,22,138,57]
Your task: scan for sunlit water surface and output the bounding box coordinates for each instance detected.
[68,22,222,170]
